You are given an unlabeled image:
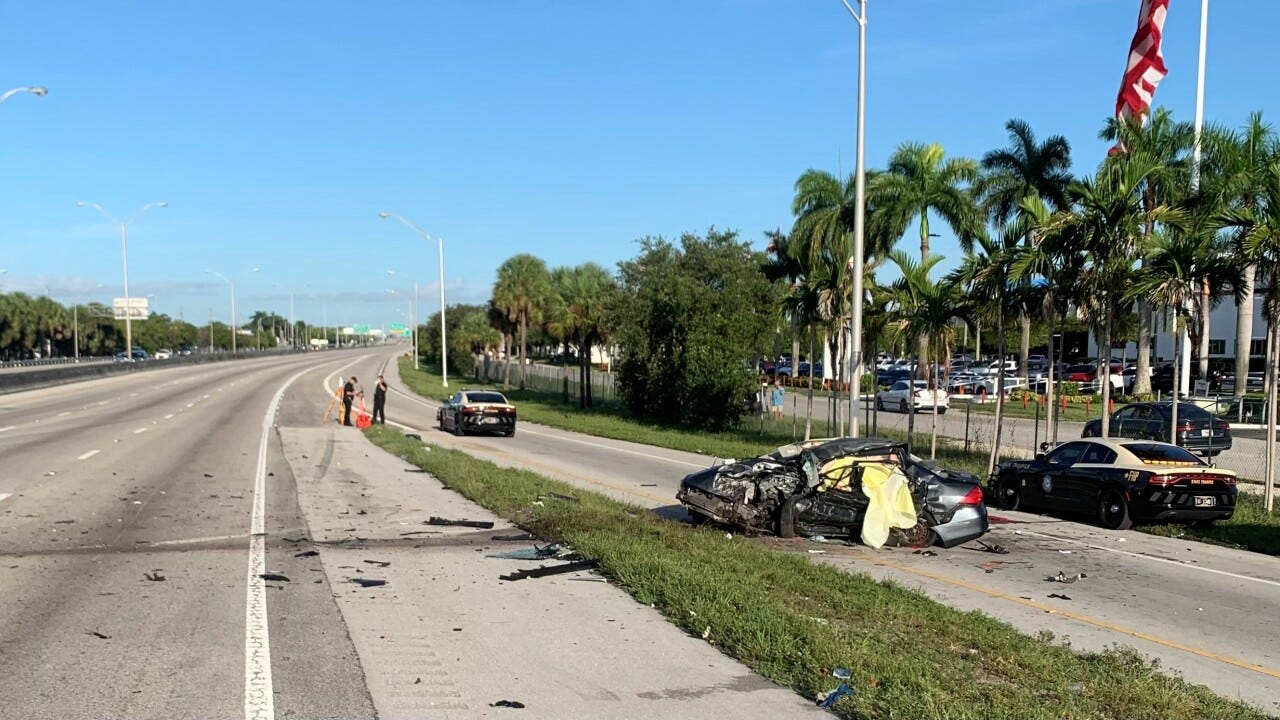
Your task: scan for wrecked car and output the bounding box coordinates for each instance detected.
[676,438,988,548]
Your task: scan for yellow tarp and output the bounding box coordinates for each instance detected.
[859,463,918,549]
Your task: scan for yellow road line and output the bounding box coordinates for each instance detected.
[826,546,1280,681]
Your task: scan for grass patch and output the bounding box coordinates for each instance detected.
[400,359,1279,556]
[400,358,999,472]
[1139,493,1280,557]
[365,424,1268,720]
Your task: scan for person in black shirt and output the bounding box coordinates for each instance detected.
[342,376,357,426]
[373,375,388,424]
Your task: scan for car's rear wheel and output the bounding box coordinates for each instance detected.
[452,419,465,436]
[1097,488,1132,530]
[505,426,516,437]
[997,475,1021,511]
[875,397,884,411]
[1081,425,1097,438]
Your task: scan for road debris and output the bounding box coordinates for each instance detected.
[404,469,425,473]
[976,540,1009,554]
[1046,571,1087,584]
[639,483,658,487]
[492,533,536,542]
[203,473,213,478]
[294,550,320,557]
[488,544,562,561]
[399,530,441,536]
[807,549,827,555]
[260,573,291,582]
[817,668,854,708]
[1047,593,1073,600]
[913,549,937,557]
[537,492,579,504]
[86,630,111,640]
[350,577,387,588]
[426,516,495,529]
[499,559,599,582]
[143,571,166,582]
[490,700,526,709]
[404,434,422,441]
[364,559,392,568]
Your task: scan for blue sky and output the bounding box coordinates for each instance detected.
[1,1,1275,329]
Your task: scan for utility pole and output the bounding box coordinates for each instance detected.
[841,0,868,437]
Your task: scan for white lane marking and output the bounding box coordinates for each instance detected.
[187,403,195,408]
[0,426,15,433]
[153,533,246,547]
[133,428,148,435]
[57,411,71,417]
[77,450,101,460]
[0,493,11,503]
[246,362,338,720]
[98,401,109,406]
[389,385,706,469]
[1014,527,1280,589]
[164,414,174,420]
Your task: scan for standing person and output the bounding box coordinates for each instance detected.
[372,375,388,424]
[342,376,357,426]
[770,380,785,420]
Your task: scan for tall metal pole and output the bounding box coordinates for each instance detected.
[1179,0,1209,398]
[78,202,166,359]
[841,0,868,437]
[438,236,448,387]
[73,303,79,361]
[414,281,420,369]
[289,292,295,349]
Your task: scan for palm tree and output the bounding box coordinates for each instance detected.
[888,252,968,458]
[1226,160,1280,512]
[1204,113,1278,397]
[561,263,615,409]
[492,254,550,390]
[869,142,980,371]
[1047,150,1177,437]
[1100,109,1194,395]
[951,222,1024,475]
[544,266,576,402]
[1129,215,1240,442]
[978,119,1073,381]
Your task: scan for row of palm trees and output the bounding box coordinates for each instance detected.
[776,111,1280,485]
[488,254,616,407]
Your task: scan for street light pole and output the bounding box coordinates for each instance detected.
[840,0,868,437]
[0,86,48,106]
[205,270,237,353]
[77,201,168,360]
[380,212,448,387]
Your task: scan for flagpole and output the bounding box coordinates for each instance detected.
[1178,0,1208,399]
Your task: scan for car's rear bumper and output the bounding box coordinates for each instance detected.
[1134,491,1236,521]
[460,416,516,433]
[933,505,988,548]
[1178,436,1232,454]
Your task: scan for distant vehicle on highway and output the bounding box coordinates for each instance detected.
[154,348,173,360]
[178,345,195,356]
[436,390,517,437]
[1081,401,1231,457]
[990,438,1237,530]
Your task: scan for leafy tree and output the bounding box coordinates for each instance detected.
[421,304,498,377]
[613,229,776,431]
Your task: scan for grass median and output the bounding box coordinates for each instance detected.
[401,360,1280,556]
[364,424,1266,720]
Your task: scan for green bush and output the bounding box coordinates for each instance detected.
[1059,381,1080,397]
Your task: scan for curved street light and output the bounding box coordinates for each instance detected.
[76,201,167,359]
[205,269,237,354]
[0,86,48,106]
[380,212,446,386]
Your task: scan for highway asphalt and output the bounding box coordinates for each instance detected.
[0,348,824,719]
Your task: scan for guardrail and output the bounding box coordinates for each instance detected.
[0,357,114,370]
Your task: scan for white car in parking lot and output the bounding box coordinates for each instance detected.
[154,348,173,360]
[876,380,949,413]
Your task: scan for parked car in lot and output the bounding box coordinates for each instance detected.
[154,348,173,360]
[178,345,196,356]
[990,438,1237,530]
[876,368,913,387]
[677,437,988,548]
[876,380,949,413]
[436,390,517,436]
[1081,401,1231,456]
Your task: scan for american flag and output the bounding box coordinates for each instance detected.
[1116,0,1170,123]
